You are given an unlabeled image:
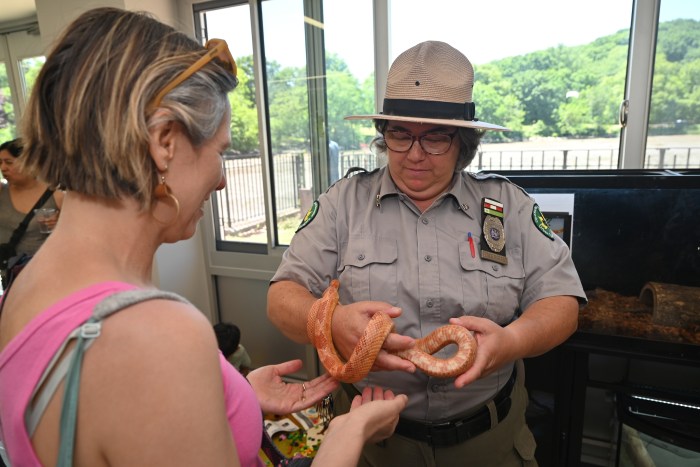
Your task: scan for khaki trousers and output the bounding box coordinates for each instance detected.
[333,360,537,467]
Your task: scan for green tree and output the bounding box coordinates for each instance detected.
[266,62,309,152]
[229,64,260,153]
[325,53,371,149]
[0,63,16,142]
[224,18,699,152]
[475,63,525,142]
[21,57,45,97]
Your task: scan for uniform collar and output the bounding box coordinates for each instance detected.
[447,172,478,219]
[376,166,399,198]
[376,168,476,219]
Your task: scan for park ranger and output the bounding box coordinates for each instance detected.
[267,40,586,467]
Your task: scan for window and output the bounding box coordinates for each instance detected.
[262,0,375,245]
[195,2,267,252]
[0,62,16,142]
[19,56,45,103]
[261,0,310,247]
[645,0,700,168]
[199,0,374,249]
[199,0,698,255]
[1,29,44,141]
[0,55,44,143]
[389,0,635,171]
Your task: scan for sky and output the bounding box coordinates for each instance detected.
[206,0,700,80]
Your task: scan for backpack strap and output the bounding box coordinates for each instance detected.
[23,289,190,467]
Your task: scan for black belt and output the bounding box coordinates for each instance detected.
[394,368,517,447]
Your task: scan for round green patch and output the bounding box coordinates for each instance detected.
[532,204,554,240]
[296,201,319,232]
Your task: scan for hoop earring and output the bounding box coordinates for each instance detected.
[153,175,180,224]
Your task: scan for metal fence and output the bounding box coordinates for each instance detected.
[216,146,700,238]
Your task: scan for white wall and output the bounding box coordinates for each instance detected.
[155,228,215,322]
[35,0,180,49]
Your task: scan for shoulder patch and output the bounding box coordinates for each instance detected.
[532,204,555,240]
[296,200,319,233]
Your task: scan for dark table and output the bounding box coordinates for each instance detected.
[526,328,700,467]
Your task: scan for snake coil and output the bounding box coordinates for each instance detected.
[307,280,477,383]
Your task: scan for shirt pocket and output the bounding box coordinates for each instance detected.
[339,236,398,303]
[458,242,525,324]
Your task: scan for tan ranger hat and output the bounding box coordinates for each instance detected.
[345,41,508,131]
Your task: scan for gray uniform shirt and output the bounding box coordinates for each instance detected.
[272,167,586,421]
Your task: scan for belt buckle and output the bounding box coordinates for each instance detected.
[430,420,454,431]
[428,420,460,446]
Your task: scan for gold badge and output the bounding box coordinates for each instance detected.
[483,215,506,252]
[480,198,508,265]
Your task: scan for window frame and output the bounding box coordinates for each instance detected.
[202,0,677,270]
[0,29,44,139]
[619,0,658,168]
[195,0,273,255]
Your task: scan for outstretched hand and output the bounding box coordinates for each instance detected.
[246,359,338,415]
[312,386,407,466]
[346,386,408,443]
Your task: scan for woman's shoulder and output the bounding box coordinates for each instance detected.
[84,290,222,407]
[77,292,232,466]
[39,284,215,366]
[97,291,211,347]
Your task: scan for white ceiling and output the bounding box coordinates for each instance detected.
[0,0,37,24]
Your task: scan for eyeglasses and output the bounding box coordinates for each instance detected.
[384,130,457,156]
[383,130,458,155]
[151,39,238,108]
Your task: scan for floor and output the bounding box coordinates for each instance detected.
[260,406,327,465]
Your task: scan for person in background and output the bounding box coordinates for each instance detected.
[267,41,586,466]
[0,8,406,467]
[0,138,63,287]
[214,322,253,376]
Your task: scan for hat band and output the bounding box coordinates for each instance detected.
[383,98,476,121]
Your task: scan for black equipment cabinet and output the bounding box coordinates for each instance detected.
[486,169,700,467]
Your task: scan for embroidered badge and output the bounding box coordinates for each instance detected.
[532,204,555,240]
[296,201,319,233]
[480,198,508,265]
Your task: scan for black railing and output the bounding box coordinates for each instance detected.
[215,146,700,238]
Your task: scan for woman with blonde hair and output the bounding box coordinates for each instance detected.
[0,7,405,467]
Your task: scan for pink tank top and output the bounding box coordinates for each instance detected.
[0,282,263,466]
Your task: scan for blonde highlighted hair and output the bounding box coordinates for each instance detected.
[20,7,238,209]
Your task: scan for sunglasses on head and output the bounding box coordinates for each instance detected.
[151,39,238,108]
